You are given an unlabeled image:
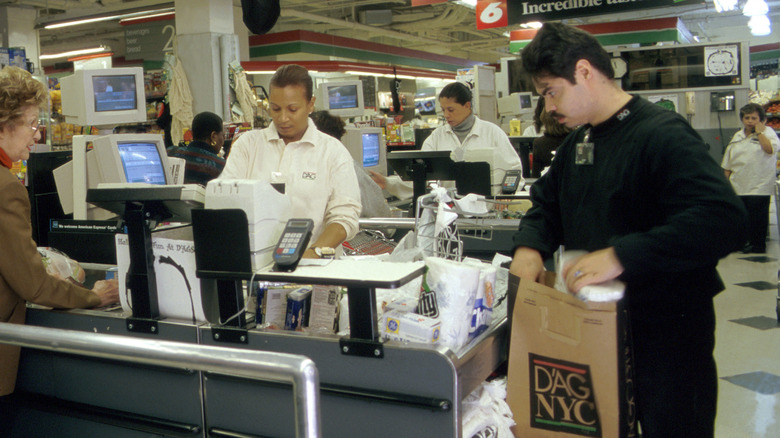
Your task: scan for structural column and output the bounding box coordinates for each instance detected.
[0,6,40,74]
[174,0,239,120]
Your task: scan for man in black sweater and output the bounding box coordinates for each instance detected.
[510,23,748,437]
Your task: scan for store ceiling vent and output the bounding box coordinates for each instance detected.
[359,10,393,26]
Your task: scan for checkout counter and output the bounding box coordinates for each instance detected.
[5,185,511,438]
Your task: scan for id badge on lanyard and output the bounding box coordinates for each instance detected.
[575,128,594,165]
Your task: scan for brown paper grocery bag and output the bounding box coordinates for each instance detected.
[506,273,637,437]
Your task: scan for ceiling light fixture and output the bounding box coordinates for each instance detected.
[748,14,772,36]
[40,46,108,60]
[742,0,769,16]
[41,7,175,30]
[713,0,738,12]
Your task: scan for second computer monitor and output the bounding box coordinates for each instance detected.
[342,127,387,176]
[92,133,172,185]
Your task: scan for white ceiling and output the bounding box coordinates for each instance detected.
[7,0,779,69]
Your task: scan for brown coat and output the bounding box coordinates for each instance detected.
[0,167,100,396]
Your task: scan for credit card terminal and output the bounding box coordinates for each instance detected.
[273,218,314,271]
[501,169,523,194]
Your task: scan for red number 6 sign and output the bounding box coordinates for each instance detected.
[476,0,508,30]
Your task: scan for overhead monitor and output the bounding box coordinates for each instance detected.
[498,92,534,116]
[342,127,387,176]
[318,80,365,118]
[60,67,147,127]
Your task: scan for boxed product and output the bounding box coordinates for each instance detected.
[384,297,418,313]
[284,287,311,331]
[262,286,290,328]
[506,273,636,437]
[382,310,441,344]
[307,285,340,333]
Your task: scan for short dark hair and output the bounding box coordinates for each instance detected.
[439,82,472,106]
[191,111,223,141]
[310,110,346,139]
[521,22,614,84]
[739,103,766,122]
[270,64,313,101]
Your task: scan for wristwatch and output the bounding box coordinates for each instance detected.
[313,247,335,259]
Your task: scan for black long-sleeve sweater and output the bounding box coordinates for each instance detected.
[513,96,748,311]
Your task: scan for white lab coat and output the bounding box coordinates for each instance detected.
[421,116,524,195]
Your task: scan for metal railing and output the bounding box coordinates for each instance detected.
[0,322,320,437]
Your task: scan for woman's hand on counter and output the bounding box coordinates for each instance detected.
[93,279,119,307]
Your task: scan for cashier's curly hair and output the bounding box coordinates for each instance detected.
[0,66,47,130]
[270,64,313,101]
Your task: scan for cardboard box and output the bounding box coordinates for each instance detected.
[382,310,441,344]
[506,273,637,437]
[307,285,340,333]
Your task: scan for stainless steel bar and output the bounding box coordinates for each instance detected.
[0,322,320,438]
[359,217,521,231]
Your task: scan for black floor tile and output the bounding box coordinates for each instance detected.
[738,256,777,263]
[729,316,780,330]
[734,281,776,291]
[722,371,780,395]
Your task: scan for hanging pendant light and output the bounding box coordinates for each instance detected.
[748,14,772,36]
[743,0,769,16]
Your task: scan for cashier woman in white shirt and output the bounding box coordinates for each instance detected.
[371,81,524,198]
[219,64,361,258]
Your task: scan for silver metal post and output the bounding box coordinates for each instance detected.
[0,322,320,438]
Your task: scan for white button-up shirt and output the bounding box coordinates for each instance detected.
[220,119,361,242]
[722,126,780,196]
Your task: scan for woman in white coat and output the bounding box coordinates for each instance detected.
[722,102,780,253]
[372,82,523,198]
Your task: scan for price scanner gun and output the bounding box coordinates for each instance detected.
[273,218,314,272]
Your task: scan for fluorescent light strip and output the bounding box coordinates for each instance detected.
[119,12,174,24]
[43,7,175,30]
[45,15,121,29]
[40,47,107,60]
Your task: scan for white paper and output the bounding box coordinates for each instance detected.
[115,235,207,323]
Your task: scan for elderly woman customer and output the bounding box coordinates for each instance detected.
[0,66,119,397]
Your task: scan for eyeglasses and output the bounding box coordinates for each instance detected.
[27,120,40,133]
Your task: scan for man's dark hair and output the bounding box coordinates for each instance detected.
[521,22,614,84]
[191,111,223,141]
[270,64,313,101]
[310,110,346,139]
[739,102,766,122]
[439,81,473,106]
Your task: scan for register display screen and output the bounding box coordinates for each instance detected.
[362,133,380,168]
[117,142,166,184]
[327,85,359,109]
[93,75,138,112]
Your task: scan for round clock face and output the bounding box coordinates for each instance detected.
[707,50,735,75]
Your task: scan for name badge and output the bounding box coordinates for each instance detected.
[575,142,594,165]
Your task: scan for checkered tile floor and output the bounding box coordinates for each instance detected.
[714,212,780,437]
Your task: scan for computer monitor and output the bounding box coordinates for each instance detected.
[318,80,365,118]
[92,133,172,185]
[342,127,387,176]
[498,92,534,116]
[53,133,170,220]
[60,67,147,127]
